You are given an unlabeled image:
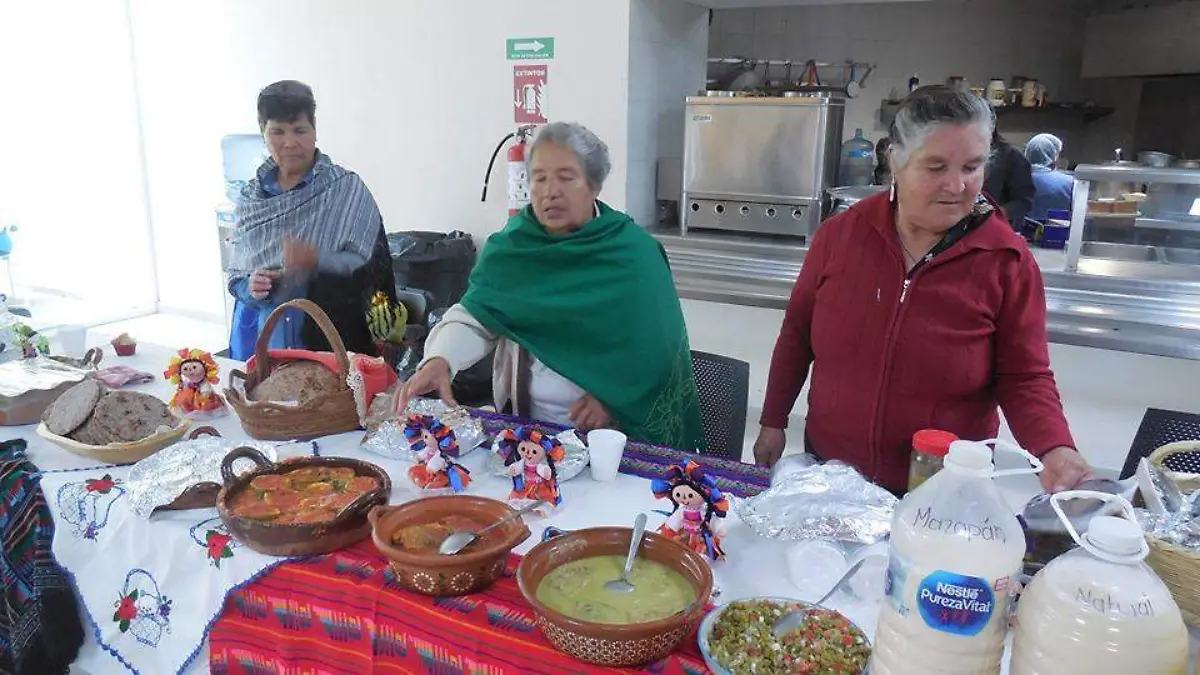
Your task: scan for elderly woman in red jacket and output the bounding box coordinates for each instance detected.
[753,86,1091,495]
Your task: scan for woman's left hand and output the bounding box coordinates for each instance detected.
[1038,446,1094,493]
[568,394,611,431]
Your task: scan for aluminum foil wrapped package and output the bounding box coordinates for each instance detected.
[485,428,590,482]
[1137,508,1200,551]
[736,462,898,544]
[361,397,488,461]
[125,436,283,517]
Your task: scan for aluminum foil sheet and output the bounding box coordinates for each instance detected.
[770,453,820,487]
[1138,508,1200,551]
[736,462,898,545]
[126,436,281,517]
[485,429,590,482]
[361,397,488,461]
[0,355,90,397]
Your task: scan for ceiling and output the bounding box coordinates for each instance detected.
[696,0,933,7]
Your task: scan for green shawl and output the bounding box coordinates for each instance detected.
[461,202,704,451]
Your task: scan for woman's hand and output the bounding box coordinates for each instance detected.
[568,394,611,431]
[394,358,456,414]
[1038,446,1094,493]
[249,269,281,300]
[753,426,787,467]
[283,237,319,273]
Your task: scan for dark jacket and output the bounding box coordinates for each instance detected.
[984,141,1035,227]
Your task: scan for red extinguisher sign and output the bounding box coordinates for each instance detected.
[513,65,547,124]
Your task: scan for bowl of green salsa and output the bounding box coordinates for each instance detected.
[517,526,714,667]
[698,598,871,675]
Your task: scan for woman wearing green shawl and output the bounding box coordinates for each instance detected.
[396,122,703,451]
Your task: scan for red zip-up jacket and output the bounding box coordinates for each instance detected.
[761,192,1075,493]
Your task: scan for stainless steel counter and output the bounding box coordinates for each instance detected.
[652,227,1200,361]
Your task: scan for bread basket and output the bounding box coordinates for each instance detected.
[225,299,361,440]
[1144,440,1200,625]
[35,417,190,464]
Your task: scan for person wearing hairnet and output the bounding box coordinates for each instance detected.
[1024,133,1075,221]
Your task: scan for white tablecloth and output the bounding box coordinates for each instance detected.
[9,342,836,674]
[13,341,1192,674]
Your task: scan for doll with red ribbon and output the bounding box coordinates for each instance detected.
[651,461,729,561]
[404,414,470,493]
[497,426,565,509]
[164,348,227,418]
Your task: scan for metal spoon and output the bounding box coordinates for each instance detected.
[438,500,545,555]
[772,558,866,639]
[605,513,648,593]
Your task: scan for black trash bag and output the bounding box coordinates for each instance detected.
[386,231,477,311]
[427,308,494,408]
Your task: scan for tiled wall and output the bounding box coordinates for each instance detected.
[709,0,1092,153]
[627,0,708,227]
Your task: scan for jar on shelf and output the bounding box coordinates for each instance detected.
[907,429,958,492]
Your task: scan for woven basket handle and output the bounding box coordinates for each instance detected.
[253,298,351,383]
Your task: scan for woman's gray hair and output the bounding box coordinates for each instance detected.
[528,122,612,192]
[888,85,995,169]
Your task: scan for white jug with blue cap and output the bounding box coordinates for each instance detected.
[1011,491,1187,675]
[870,438,1041,675]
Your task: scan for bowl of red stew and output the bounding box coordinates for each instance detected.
[369,495,531,596]
[216,446,391,556]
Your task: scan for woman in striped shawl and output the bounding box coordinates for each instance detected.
[226,80,396,360]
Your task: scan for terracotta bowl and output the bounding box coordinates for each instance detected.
[516,527,714,667]
[369,495,531,596]
[216,447,391,557]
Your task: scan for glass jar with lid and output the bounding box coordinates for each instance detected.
[907,429,958,492]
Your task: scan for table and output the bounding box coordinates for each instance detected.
[11,342,794,675]
[17,342,1191,674]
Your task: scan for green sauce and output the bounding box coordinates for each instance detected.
[535,555,696,625]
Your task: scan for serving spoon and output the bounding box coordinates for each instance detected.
[772,558,866,639]
[605,513,648,593]
[438,500,545,555]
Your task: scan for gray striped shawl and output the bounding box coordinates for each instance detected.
[228,151,381,279]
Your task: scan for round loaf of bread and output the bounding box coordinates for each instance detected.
[92,391,178,443]
[43,379,104,436]
[251,361,342,406]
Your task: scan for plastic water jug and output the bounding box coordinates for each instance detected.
[1011,491,1187,675]
[221,134,268,202]
[837,128,876,187]
[870,439,1042,675]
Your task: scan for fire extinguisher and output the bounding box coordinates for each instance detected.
[481,125,536,216]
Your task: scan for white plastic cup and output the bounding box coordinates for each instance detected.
[847,541,889,601]
[53,325,87,358]
[786,539,848,603]
[587,429,627,482]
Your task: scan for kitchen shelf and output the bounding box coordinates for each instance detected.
[879,101,1114,128]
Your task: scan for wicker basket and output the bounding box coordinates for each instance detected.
[1146,534,1200,627]
[225,299,361,441]
[1149,441,1200,493]
[35,418,191,464]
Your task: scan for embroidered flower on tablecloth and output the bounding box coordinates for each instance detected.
[113,590,139,633]
[112,569,173,647]
[57,474,126,540]
[205,530,235,567]
[85,474,117,493]
[189,516,242,568]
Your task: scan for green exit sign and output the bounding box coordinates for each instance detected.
[506,37,554,60]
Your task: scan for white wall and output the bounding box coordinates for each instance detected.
[127,0,632,322]
[709,0,1089,151]
[0,0,157,324]
[627,0,709,227]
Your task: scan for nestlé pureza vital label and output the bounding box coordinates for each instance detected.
[916,571,998,636]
